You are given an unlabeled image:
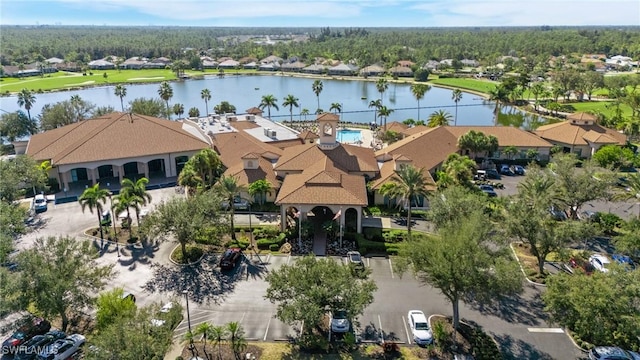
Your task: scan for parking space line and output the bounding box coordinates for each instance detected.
[287,254,291,265]
[402,315,411,345]
[527,327,564,333]
[263,316,271,341]
[388,258,395,279]
[378,314,384,343]
[239,312,246,323]
[366,257,370,267]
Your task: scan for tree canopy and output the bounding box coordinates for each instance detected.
[264,255,376,330]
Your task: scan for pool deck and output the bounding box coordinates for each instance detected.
[340,128,377,149]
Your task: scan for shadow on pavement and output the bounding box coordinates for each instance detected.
[142,253,240,306]
[466,286,548,326]
[493,333,556,360]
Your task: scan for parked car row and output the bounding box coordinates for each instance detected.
[1,316,85,360]
[566,253,636,275]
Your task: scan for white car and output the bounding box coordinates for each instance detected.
[330,310,350,333]
[407,310,433,346]
[36,333,85,360]
[589,254,612,273]
[33,194,47,212]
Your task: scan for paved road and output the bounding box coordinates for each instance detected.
[11,186,589,359]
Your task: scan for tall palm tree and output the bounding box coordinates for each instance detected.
[368,99,382,126]
[312,80,323,112]
[120,177,152,228]
[112,190,140,242]
[114,84,127,112]
[17,88,36,120]
[157,81,174,120]
[173,103,185,119]
[440,153,477,189]
[194,322,214,360]
[259,94,279,119]
[282,94,299,123]
[377,105,393,131]
[215,175,247,240]
[530,82,545,111]
[177,163,202,196]
[451,89,463,125]
[227,321,247,360]
[410,83,431,122]
[190,148,223,189]
[300,108,310,121]
[488,84,509,125]
[376,78,389,108]
[201,88,212,116]
[379,164,433,237]
[427,110,453,127]
[78,184,110,241]
[248,179,272,205]
[210,325,228,360]
[329,102,342,115]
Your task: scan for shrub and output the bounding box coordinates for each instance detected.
[593,212,622,235]
[172,245,203,264]
[363,227,383,241]
[256,238,275,250]
[269,243,280,251]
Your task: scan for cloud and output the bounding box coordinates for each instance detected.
[409,0,640,26]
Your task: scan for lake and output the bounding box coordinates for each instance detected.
[0,74,543,127]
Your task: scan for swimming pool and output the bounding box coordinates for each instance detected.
[337,129,361,143]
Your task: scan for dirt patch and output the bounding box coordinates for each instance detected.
[181,342,262,360]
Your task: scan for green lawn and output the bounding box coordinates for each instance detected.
[0,68,261,94]
[430,77,497,95]
[564,101,632,118]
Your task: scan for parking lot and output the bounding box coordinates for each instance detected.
[172,253,585,360]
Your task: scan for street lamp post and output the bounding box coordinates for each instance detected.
[182,290,194,350]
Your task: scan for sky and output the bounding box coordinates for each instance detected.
[1,0,639,28]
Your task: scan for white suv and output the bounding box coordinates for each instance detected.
[407,310,433,346]
[33,194,47,213]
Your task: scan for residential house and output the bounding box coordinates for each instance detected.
[460,59,480,67]
[397,60,415,68]
[388,66,414,78]
[423,60,440,71]
[328,63,359,76]
[243,62,258,70]
[218,59,240,69]
[88,59,115,70]
[122,57,148,70]
[260,55,283,64]
[258,62,281,71]
[359,64,386,77]
[45,57,65,65]
[301,64,327,74]
[534,112,627,158]
[281,61,306,72]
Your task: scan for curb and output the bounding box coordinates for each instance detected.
[563,328,591,353]
[84,227,142,247]
[168,244,205,266]
[509,242,546,287]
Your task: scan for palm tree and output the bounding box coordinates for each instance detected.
[488,84,509,125]
[457,130,488,160]
[377,105,393,132]
[173,103,185,119]
[439,153,477,189]
[312,80,323,112]
[157,81,174,120]
[112,190,140,242]
[210,325,228,360]
[410,83,431,123]
[614,173,640,210]
[259,94,279,119]
[120,177,152,228]
[78,184,110,241]
[201,88,212,116]
[379,164,433,237]
[215,175,247,240]
[451,89,463,125]
[376,78,389,107]
[227,321,247,360]
[427,109,453,127]
[194,322,214,360]
[114,84,127,112]
[329,102,342,115]
[177,163,202,196]
[300,108,310,121]
[368,99,382,126]
[248,179,272,206]
[530,82,545,111]
[190,148,224,189]
[17,88,36,120]
[282,94,299,123]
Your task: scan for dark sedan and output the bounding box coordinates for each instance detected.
[219,248,242,271]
